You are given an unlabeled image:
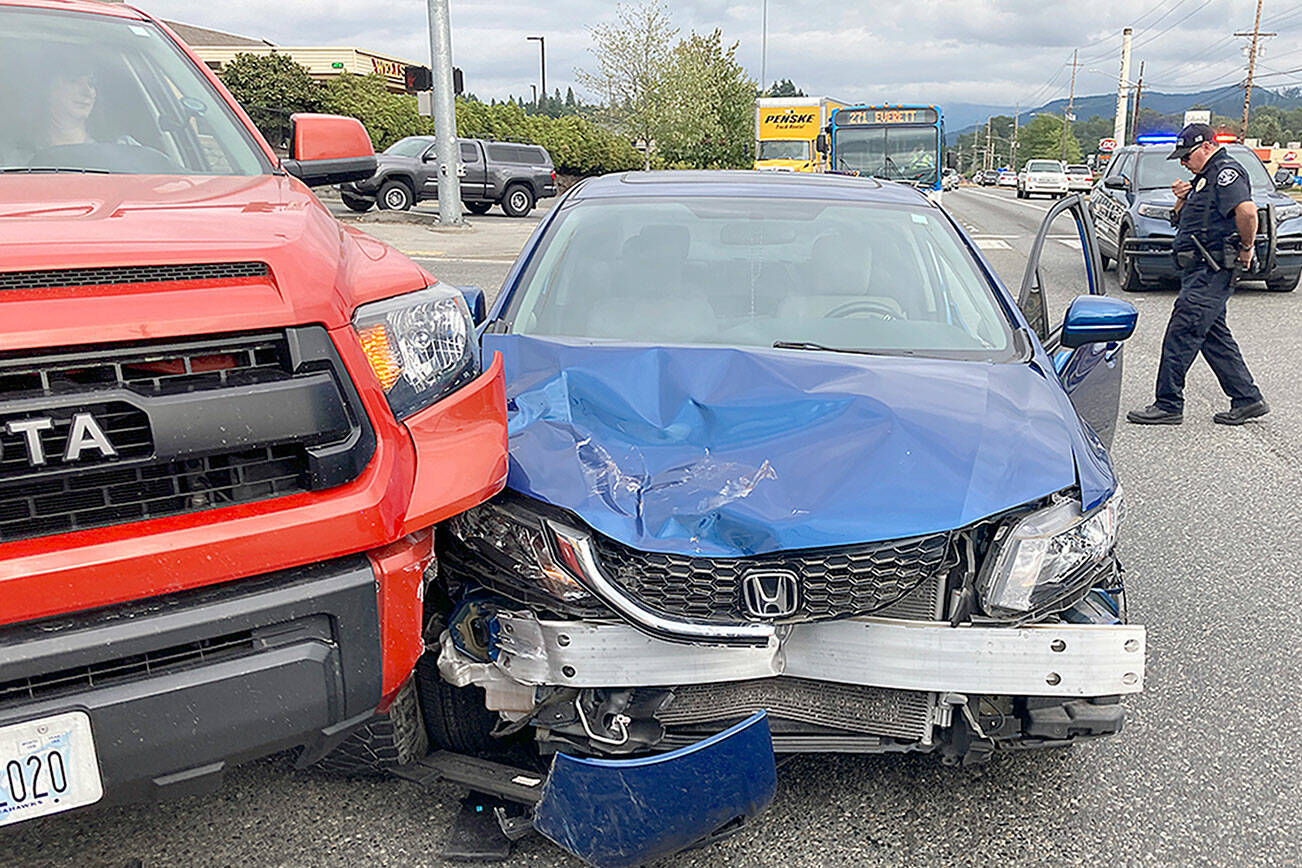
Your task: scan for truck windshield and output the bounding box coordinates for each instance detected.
[833,126,937,186]
[758,140,810,160]
[506,196,1014,361]
[0,7,272,175]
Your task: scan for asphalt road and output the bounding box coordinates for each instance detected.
[8,186,1300,867]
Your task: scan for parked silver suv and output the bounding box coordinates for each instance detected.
[341,136,557,217]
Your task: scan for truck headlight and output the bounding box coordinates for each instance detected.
[353,286,479,419]
[1137,203,1174,221]
[1276,202,1302,222]
[978,488,1124,616]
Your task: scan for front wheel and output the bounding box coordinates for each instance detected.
[415,651,503,755]
[501,184,535,218]
[464,200,493,215]
[1118,229,1143,292]
[341,193,373,213]
[1266,273,1299,292]
[311,678,428,777]
[377,179,414,211]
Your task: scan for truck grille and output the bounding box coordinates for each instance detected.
[0,261,268,293]
[591,531,951,624]
[0,329,372,543]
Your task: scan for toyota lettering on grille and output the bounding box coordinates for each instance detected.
[3,413,117,467]
[742,569,800,619]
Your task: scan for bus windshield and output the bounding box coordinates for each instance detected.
[832,126,937,186]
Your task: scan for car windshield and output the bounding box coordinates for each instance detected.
[1026,161,1061,173]
[385,138,432,158]
[0,6,271,175]
[832,126,937,186]
[758,140,810,160]
[505,196,1015,360]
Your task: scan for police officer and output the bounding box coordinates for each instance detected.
[1127,123,1270,426]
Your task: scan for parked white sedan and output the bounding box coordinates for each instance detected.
[1018,159,1069,199]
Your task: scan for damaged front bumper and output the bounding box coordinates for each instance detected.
[438,606,1145,757]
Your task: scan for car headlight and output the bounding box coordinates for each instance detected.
[448,501,596,605]
[1276,202,1302,222]
[1137,203,1174,221]
[353,286,479,419]
[978,488,1125,617]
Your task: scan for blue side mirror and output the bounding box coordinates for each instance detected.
[1060,295,1138,348]
[454,285,486,325]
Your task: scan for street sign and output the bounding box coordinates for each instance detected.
[1098,138,1118,152]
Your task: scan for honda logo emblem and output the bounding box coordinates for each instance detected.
[742,569,799,619]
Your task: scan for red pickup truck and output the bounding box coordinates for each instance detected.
[0,0,506,826]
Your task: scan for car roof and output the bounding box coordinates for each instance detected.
[570,170,931,205]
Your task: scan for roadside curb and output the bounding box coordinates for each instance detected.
[339,211,477,232]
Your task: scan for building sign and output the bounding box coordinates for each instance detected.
[1098,137,1118,152]
[1183,110,1211,127]
[371,57,404,79]
[836,107,938,127]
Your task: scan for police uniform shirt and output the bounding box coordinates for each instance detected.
[1173,148,1252,253]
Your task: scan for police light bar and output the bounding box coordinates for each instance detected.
[1136,134,1178,144]
[1214,133,1238,143]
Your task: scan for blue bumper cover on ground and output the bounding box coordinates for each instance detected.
[533,711,777,867]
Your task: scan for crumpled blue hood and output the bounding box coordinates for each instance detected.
[485,334,1114,557]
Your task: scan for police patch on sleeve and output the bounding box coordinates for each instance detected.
[1217,168,1239,186]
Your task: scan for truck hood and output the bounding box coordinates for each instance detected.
[0,173,428,350]
[485,335,1114,557]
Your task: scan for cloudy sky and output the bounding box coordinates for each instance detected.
[145,0,1302,108]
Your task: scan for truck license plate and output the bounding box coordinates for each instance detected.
[0,712,102,827]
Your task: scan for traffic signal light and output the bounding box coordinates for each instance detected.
[403,65,432,92]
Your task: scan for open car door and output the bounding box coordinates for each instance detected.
[1016,193,1126,447]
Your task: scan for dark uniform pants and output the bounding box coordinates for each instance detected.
[1155,264,1262,412]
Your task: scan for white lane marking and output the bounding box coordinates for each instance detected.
[969,234,1019,239]
[959,188,1053,214]
[974,238,1012,250]
[1056,238,1083,249]
[404,254,518,264]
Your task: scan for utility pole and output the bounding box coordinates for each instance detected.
[986,117,993,171]
[1130,61,1145,140]
[1062,49,1079,160]
[1236,0,1275,137]
[1011,106,1019,169]
[427,0,461,225]
[527,36,545,110]
[1114,27,1133,146]
[760,0,768,95]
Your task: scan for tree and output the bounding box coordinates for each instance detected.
[765,78,805,97]
[217,52,322,149]
[576,1,678,169]
[657,29,756,168]
[1018,113,1082,163]
[319,73,432,150]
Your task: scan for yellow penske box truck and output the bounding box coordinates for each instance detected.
[754,96,845,172]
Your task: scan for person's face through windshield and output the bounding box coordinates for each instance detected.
[45,68,97,146]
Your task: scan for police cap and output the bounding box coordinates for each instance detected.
[1168,122,1215,160]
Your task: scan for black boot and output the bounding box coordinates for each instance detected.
[1213,400,1269,425]
[1126,404,1183,425]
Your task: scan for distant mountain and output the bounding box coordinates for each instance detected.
[943,86,1302,143]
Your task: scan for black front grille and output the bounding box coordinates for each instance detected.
[0,630,257,706]
[0,261,268,293]
[0,329,371,543]
[592,531,951,624]
[0,445,307,541]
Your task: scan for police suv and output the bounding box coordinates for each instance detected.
[1090,142,1302,292]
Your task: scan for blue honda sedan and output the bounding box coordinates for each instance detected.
[423,172,1143,863]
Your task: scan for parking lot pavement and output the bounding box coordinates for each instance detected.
[7,185,1300,867]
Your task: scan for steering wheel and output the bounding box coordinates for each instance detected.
[824,298,901,320]
[29,141,182,174]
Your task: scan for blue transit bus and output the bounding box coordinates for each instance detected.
[821,104,945,199]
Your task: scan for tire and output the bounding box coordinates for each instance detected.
[1118,228,1143,292]
[341,193,373,213]
[377,179,414,211]
[1100,253,1113,271]
[313,678,428,777]
[464,200,492,215]
[416,650,503,755]
[1266,273,1299,292]
[501,183,535,218]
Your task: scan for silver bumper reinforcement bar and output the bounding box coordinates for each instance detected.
[448,611,1146,699]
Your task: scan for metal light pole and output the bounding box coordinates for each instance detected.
[427,0,462,224]
[760,0,768,94]
[527,36,545,109]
